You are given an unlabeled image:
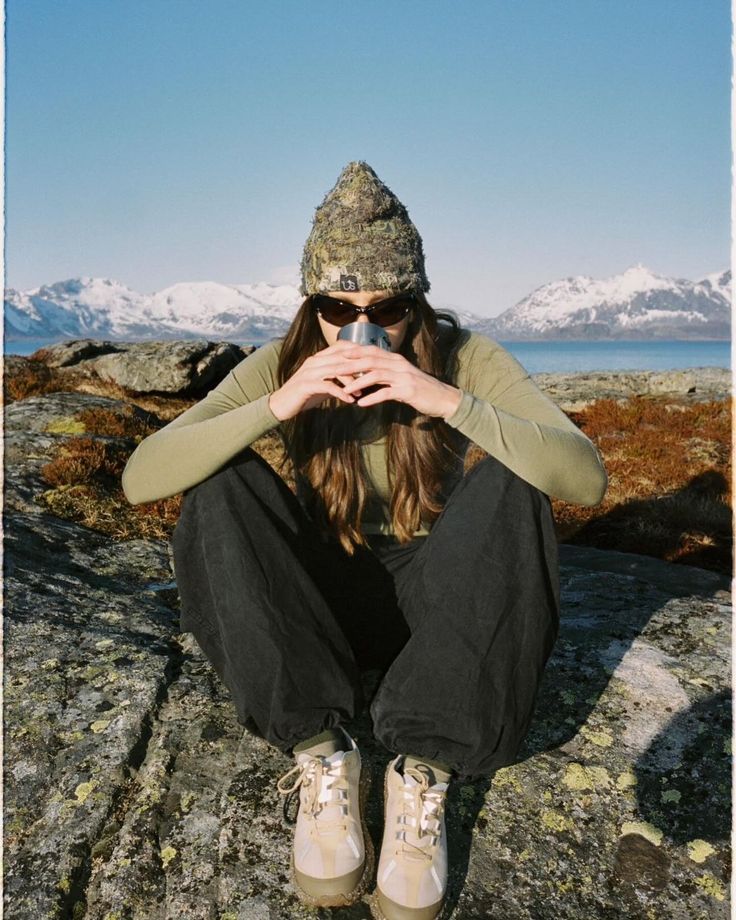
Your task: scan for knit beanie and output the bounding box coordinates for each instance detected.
[299,161,430,296]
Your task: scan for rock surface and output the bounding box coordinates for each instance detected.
[3,386,731,919]
[533,366,730,411]
[27,338,257,394]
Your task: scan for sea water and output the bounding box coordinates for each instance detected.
[3,336,730,374]
[496,339,731,374]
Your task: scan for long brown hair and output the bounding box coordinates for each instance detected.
[275,291,465,554]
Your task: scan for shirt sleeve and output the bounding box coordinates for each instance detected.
[444,332,608,506]
[121,339,283,505]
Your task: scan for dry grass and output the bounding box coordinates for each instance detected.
[40,434,181,540]
[75,405,160,439]
[4,357,197,420]
[14,367,731,574]
[36,404,184,540]
[37,415,292,542]
[550,396,732,573]
[4,359,87,402]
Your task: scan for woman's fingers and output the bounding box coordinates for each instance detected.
[333,374,361,395]
[323,381,355,403]
[355,385,395,407]
[311,342,402,368]
[303,360,384,386]
[342,367,404,391]
[312,341,366,362]
[311,352,392,373]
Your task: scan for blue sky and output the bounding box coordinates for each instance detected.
[6,0,730,316]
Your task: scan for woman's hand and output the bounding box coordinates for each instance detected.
[340,345,463,419]
[268,340,373,421]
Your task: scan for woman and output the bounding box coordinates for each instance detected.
[122,161,607,920]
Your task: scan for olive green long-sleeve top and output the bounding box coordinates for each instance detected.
[121,331,608,535]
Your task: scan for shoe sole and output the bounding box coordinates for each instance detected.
[371,890,445,920]
[367,763,445,920]
[289,760,375,909]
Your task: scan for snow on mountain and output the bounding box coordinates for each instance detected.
[695,268,732,304]
[4,276,303,344]
[5,277,147,339]
[4,275,487,344]
[477,264,731,340]
[4,265,731,345]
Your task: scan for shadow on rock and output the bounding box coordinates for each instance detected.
[521,543,730,766]
[563,469,732,575]
[633,689,731,846]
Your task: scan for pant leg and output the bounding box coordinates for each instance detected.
[369,453,561,782]
[171,446,399,752]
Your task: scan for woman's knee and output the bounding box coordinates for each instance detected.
[461,452,550,517]
[176,447,275,526]
[184,446,275,500]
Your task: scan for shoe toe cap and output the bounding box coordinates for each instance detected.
[376,887,444,920]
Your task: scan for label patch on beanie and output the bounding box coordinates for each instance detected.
[340,274,359,291]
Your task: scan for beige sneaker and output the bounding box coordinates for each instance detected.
[375,755,449,920]
[276,730,373,907]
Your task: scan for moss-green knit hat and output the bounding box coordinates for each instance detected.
[299,161,430,296]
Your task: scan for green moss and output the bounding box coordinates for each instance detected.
[616,770,637,789]
[491,769,523,793]
[687,839,716,863]
[540,809,572,832]
[160,845,177,868]
[81,665,105,680]
[180,791,196,812]
[620,822,663,845]
[45,417,86,435]
[73,781,97,804]
[562,763,611,791]
[694,871,725,901]
[580,727,613,747]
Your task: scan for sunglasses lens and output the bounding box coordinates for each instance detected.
[313,293,414,327]
[371,298,412,327]
[314,296,354,326]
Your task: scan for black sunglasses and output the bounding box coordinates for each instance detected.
[312,292,416,328]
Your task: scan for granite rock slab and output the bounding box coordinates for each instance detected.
[2,383,731,920]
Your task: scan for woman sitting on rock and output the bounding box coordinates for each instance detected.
[122,160,608,920]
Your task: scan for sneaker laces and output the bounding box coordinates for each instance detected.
[394,765,447,862]
[277,753,351,833]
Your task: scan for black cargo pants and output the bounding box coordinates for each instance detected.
[170,446,560,781]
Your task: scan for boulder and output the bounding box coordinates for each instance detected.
[31,339,124,367]
[91,341,253,394]
[27,339,258,395]
[534,367,730,411]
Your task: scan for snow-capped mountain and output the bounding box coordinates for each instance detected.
[476,265,731,341]
[4,277,303,344]
[4,265,731,345]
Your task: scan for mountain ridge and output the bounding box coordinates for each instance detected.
[5,265,730,343]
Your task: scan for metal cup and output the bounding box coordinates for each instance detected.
[336,321,392,350]
[336,321,391,392]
